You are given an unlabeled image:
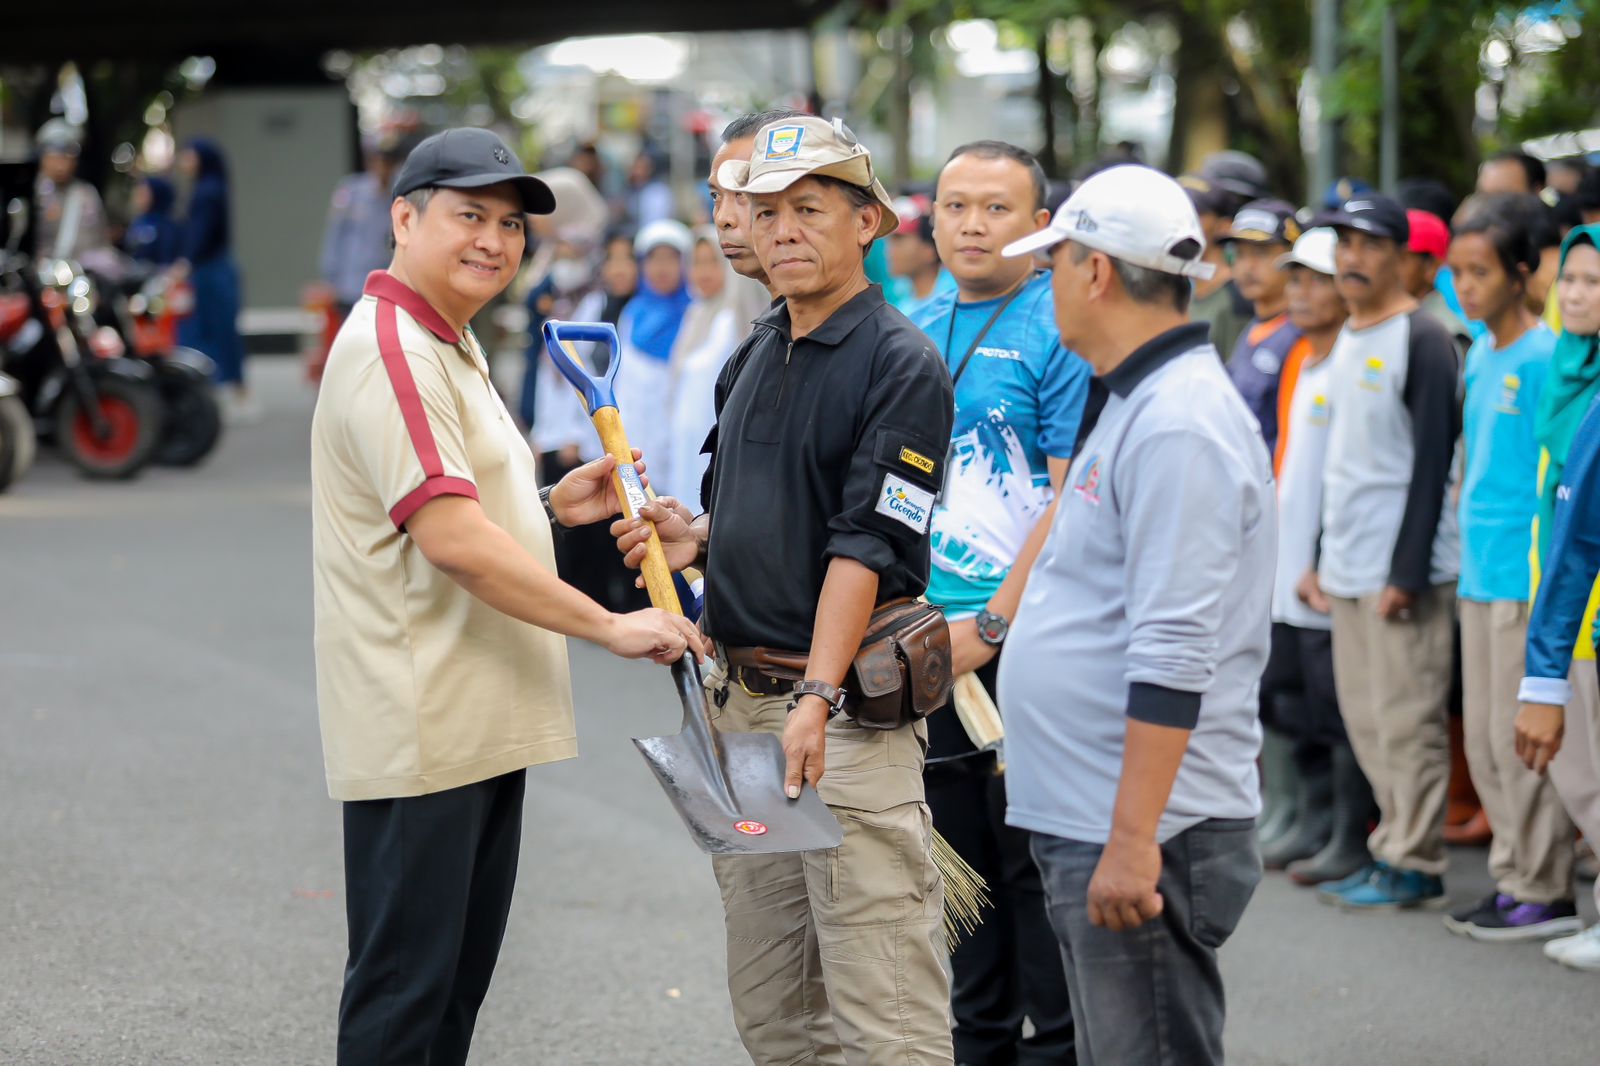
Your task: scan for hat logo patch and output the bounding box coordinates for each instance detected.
[765,126,805,161]
[1071,209,1098,233]
[493,146,511,165]
[1345,200,1375,213]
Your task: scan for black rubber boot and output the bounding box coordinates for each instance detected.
[1288,741,1377,886]
[1262,743,1333,870]
[1257,725,1300,849]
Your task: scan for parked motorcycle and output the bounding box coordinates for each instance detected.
[0,198,164,479]
[109,267,223,467]
[0,367,34,492]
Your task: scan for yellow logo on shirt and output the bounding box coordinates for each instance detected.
[1360,357,1385,391]
[899,447,936,474]
[1497,373,1522,415]
[1309,394,1329,426]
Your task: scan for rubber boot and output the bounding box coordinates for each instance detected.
[1262,743,1334,870]
[1257,725,1300,849]
[1288,741,1377,886]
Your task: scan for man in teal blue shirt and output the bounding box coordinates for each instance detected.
[913,140,1088,1066]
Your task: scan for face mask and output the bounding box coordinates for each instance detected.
[549,258,590,294]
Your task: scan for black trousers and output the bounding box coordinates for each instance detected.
[926,660,1076,1065]
[338,769,527,1066]
[1261,622,1345,747]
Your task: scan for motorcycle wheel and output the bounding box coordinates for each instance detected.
[155,373,224,467]
[57,377,164,479]
[0,394,33,492]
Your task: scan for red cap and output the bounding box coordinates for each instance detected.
[1406,209,1450,260]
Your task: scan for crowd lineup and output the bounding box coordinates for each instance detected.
[286,103,1600,1066]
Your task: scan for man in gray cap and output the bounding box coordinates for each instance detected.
[617,114,957,1064]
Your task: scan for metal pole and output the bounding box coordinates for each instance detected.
[1311,0,1339,201]
[1380,3,1400,192]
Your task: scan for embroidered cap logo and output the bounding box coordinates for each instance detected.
[765,126,804,161]
[493,146,511,166]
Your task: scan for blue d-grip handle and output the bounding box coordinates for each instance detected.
[542,319,622,414]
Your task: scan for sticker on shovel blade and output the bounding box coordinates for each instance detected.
[734,820,769,836]
[616,462,649,515]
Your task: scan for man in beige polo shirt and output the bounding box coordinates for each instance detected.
[310,127,704,1066]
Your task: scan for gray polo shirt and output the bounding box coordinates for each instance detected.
[1000,322,1275,844]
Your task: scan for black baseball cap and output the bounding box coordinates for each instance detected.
[1313,193,1409,243]
[392,128,556,215]
[1221,198,1302,244]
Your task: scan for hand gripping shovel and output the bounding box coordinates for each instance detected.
[542,320,843,855]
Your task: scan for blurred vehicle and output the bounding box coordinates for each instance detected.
[0,198,164,479]
[106,265,223,467]
[0,366,34,492]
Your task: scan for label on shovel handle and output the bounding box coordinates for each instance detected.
[733,820,769,836]
[617,462,649,516]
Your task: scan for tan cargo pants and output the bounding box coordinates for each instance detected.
[704,664,954,1066]
[1328,583,1455,876]
[1459,599,1576,902]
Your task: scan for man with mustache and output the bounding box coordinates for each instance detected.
[1306,194,1463,912]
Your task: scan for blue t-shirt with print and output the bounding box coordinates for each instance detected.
[911,271,1090,617]
[1459,322,1555,602]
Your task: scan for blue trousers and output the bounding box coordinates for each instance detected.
[1030,820,1261,1066]
[178,258,247,386]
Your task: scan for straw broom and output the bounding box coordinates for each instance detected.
[929,670,1008,949]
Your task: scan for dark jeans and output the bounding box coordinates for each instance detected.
[1030,819,1261,1066]
[338,770,526,1066]
[926,658,1075,1064]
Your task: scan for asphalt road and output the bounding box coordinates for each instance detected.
[4,359,1598,1066]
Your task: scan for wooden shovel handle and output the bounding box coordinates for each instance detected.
[590,405,684,616]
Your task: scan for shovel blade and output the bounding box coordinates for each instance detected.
[634,730,843,855]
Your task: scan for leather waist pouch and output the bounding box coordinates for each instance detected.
[736,598,953,730]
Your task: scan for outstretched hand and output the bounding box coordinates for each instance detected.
[611,496,700,583]
[549,451,649,528]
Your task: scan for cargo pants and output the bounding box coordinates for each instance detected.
[705,663,954,1066]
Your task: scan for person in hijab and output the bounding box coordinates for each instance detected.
[615,219,692,482]
[1517,222,1600,971]
[124,176,182,267]
[175,139,252,420]
[599,230,639,326]
[665,230,770,511]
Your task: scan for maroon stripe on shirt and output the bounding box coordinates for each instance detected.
[373,297,476,530]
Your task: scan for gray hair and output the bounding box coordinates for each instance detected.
[388,187,437,250]
[721,108,807,144]
[1069,242,1193,312]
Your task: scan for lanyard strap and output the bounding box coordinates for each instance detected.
[942,273,1036,387]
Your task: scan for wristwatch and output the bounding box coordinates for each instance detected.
[792,680,848,718]
[538,485,564,529]
[975,609,1010,647]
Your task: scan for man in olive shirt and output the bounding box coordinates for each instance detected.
[311,128,703,1066]
[618,116,957,1064]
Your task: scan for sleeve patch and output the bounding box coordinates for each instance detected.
[873,428,944,490]
[875,473,935,533]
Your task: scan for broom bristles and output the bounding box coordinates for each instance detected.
[931,827,990,951]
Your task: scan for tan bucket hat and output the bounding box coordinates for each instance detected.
[716,116,899,239]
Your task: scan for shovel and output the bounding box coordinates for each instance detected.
[542,320,843,855]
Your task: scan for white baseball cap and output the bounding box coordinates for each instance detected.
[1002,164,1216,280]
[1276,227,1338,276]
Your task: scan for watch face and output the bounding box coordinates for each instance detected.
[978,612,1008,643]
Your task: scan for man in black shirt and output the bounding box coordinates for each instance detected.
[616,115,956,1065]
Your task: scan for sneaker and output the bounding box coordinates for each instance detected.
[1462,899,1582,943]
[1317,862,1385,906]
[1337,866,1448,911]
[1442,892,1512,937]
[1549,923,1600,971]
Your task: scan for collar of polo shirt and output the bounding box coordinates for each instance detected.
[1100,321,1212,397]
[364,270,460,344]
[754,284,885,346]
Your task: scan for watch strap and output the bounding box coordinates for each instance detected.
[539,485,563,528]
[793,680,848,717]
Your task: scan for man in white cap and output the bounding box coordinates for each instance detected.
[995,165,1274,1066]
[615,114,956,1065]
[33,119,110,263]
